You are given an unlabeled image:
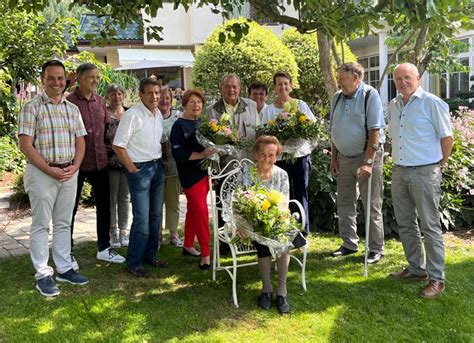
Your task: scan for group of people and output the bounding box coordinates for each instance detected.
[18,58,452,310]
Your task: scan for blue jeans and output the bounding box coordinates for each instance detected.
[126,159,165,269]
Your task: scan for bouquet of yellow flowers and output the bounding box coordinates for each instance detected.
[230,182,301,255]
[257,99,319,161]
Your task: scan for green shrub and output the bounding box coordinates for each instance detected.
[0,91,20,136]
[0,135,26,178]
[10,173,29,208]
[308,119,337,231]
[443,98,470,112]
[440,107,473,229]
[192,18,298,98]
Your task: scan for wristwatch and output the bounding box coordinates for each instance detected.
[372,143,379,150]
[364,158,374,165]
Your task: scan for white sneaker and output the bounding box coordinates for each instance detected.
[97,247,126,264]
[71,254,79,271]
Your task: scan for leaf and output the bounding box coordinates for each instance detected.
[218,32,226,44]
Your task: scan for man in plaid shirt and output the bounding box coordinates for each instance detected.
[18,60,89,297]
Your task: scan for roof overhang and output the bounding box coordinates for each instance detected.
[116,49,195,70]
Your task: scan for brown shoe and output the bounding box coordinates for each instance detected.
[421,280,445,298]
[389,268,428,281]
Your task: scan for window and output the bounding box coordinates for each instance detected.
[358,56,380,89]
[449,58,470,98]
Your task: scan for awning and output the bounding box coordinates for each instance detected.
[116,49,195,70]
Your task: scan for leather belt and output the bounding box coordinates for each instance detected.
[395,162,439,169]
[48,161,73,168]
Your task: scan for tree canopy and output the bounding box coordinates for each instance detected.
[5,0,474,96]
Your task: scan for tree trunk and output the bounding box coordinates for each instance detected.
[409,23,429,68]
[317,31,338,99]
[331,39,342,67]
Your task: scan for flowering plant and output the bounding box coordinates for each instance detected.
[257,99,319,142]
[230,173,301,254]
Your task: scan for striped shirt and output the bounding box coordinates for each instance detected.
[18,93,87,164]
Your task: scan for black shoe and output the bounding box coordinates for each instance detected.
[144,258,169,268]
[366,252,384,264]
[183,248,201,257]
[331,246,357,257]
[258,292,272,310]
[198,263,211,270]
[127,266,149,277]
[276,295,290,314]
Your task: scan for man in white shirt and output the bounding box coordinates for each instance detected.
[388,63,453,298]
[113,77,168,277]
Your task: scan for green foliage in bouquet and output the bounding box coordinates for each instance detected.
[232,172,300,243]
[257,99,319,142]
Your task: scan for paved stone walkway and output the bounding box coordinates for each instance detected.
[0,194,195,259]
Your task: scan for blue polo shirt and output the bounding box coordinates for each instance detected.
[330,82,385,157]
[388,87,452,167]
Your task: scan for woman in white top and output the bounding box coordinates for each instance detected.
[261,71,316,233]
[159,86,182,247]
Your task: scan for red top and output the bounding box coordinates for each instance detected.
[67,88,108,171]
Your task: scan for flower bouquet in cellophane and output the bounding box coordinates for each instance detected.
[257,99,319,162]
[196,113,250,170]
[229,181,302,256]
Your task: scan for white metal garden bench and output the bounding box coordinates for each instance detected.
[208,158,308,307]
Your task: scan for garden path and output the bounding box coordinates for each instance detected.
[0,193,194,259]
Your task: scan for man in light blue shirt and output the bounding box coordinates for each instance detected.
[330,62,385,264]
[388,63,453,299]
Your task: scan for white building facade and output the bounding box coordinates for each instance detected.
[348,30,474,107]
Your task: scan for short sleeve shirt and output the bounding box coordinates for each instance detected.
[18,93,87,164]
[388,87,452,166]
[113,103,164,162]
[330,82,385,157]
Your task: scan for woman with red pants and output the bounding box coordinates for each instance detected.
[170,89,215,270]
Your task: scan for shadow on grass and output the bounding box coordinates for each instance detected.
[0,234,472,341]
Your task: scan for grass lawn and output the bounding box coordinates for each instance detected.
[0,233,473,342]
